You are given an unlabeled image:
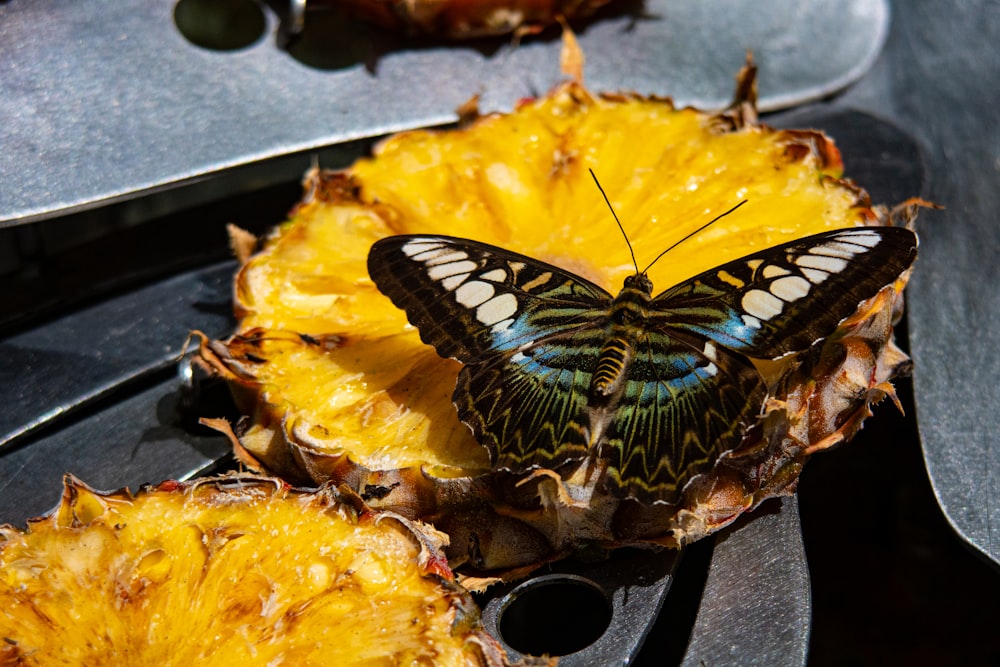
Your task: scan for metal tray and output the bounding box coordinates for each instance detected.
[1,0,888,225]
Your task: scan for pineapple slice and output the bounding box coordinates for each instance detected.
[0,475,516,666]
[201,64,924,573]
[314,0,616,38]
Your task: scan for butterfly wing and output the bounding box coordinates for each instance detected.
[453,325,610,471]
[651,226,918,357]
[603,226,917,503]
[602,329,765,504]
[368,235,614,471]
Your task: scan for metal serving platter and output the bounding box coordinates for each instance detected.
[0,0,889,226]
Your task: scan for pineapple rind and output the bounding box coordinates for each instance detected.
[0,475,504,666]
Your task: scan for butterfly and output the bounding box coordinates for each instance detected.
[367,219,917,505]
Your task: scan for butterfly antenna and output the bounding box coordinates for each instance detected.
[590,169,640,275]
[641,199,748,274]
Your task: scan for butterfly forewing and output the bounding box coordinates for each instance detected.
[652,226,918,357]
[368,235,612,363]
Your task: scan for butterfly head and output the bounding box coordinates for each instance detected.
[610,273,655,326]
[622,272,654,295]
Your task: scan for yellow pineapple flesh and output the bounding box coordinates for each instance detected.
[201,63,923,574]
[0,475,513,666]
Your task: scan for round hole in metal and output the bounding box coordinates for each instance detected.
[283,8,376,72]
[174,0,266,51]
[498,574,611,657]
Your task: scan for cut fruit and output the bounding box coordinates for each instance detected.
[201,63,924,573]
[0,474,516,666]
[315,0,617,38]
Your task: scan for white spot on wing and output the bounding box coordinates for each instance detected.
[762,264,791,279]
[402,240,444,257]
[809,240,865,260]
[795,254,848,274]
[839,230,882,248]
[742,289,784,320]
[420,250,469,266]
[441,273,469,290]
[770,275,811,302]
[477,293,518,326]
[801,267,830,284]
[703,362,718,377]
[455,280,495,308]
[492,318,515,332]
[742,314,762,329]
[428,260,477,281]
[480,268,508,282]
[703,341,718,361]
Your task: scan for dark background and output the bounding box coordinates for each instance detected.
[801,378,1000,666]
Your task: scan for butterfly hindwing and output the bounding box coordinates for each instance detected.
[651,226,918,357]
[454,333,600,471]
[601,330,766,503]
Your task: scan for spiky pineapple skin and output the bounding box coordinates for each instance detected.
[0,474,510,666]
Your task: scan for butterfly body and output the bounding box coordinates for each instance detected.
[368,226,917,504]
[591,276,653,399]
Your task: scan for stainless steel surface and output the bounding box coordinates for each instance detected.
[0,261,237,523]
[903,4,1000,569]
[481,549,679,665]
[0,373,232,522]
[681,498,810,667]
[0,261,236,451]
[0,0,888,226]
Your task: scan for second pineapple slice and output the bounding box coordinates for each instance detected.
[0,475,513,665]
